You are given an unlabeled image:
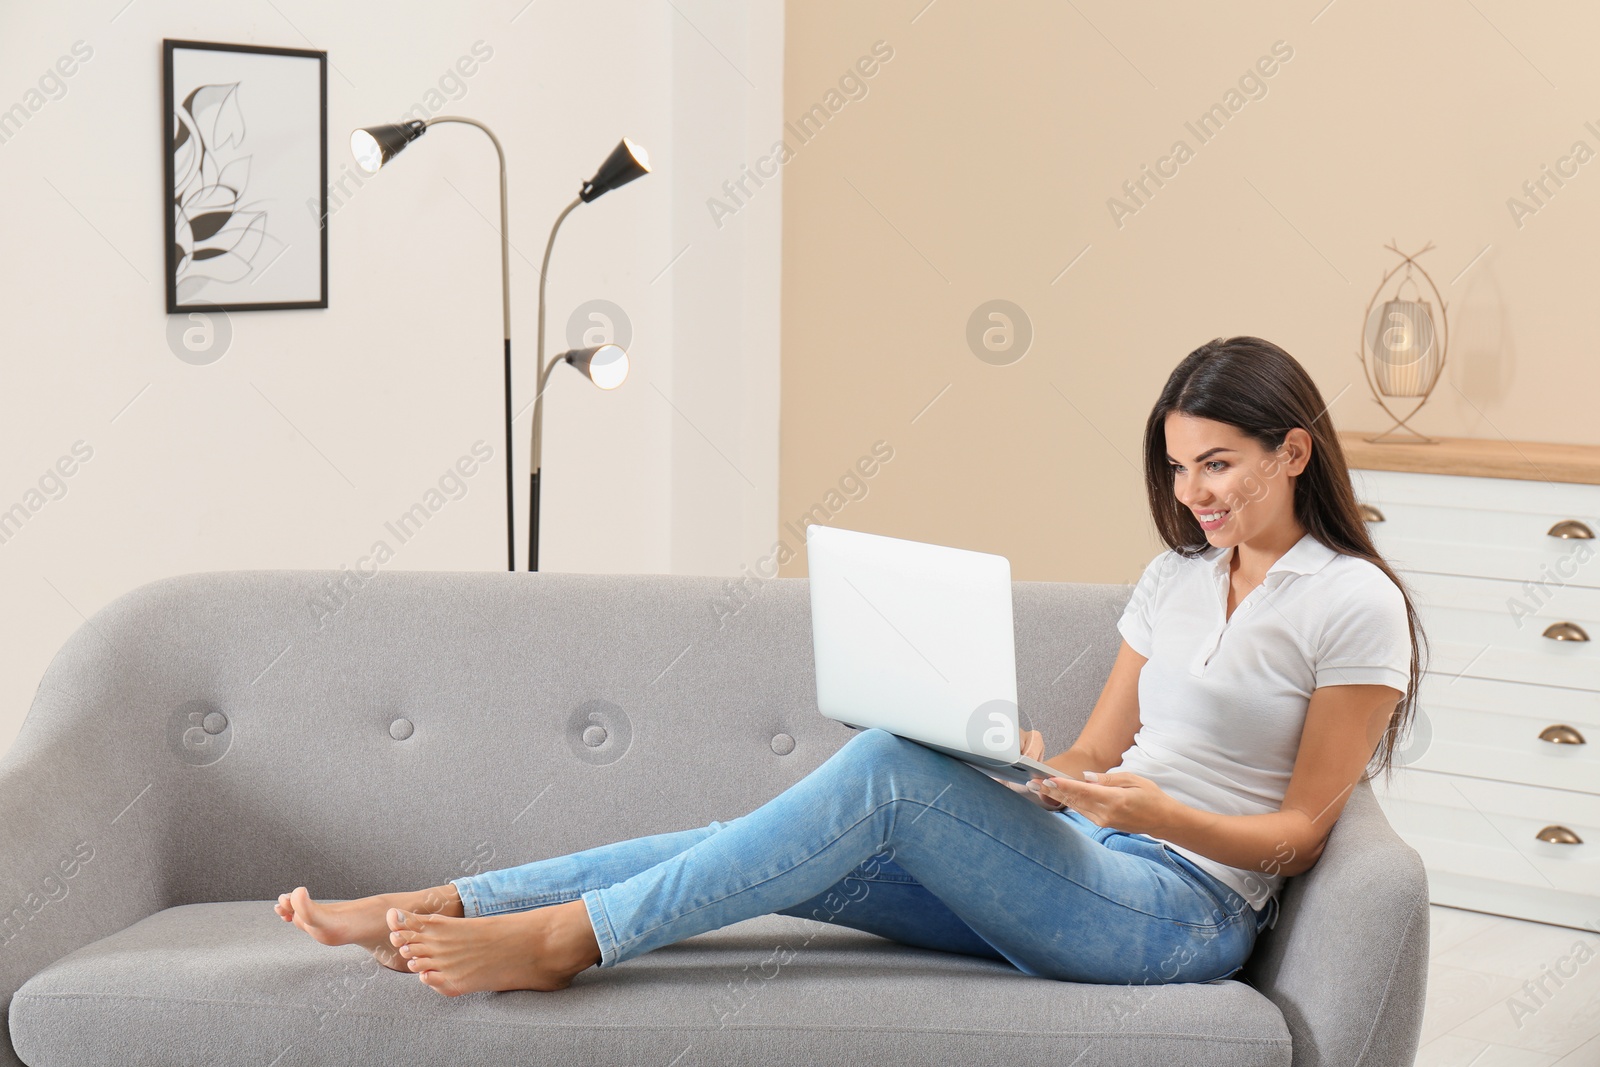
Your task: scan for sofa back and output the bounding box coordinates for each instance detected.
[10,570,1131,906]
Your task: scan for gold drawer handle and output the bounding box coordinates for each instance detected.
[1538,724,1587,745]
[1542,622,1591,642]
[1359,503,1385,523]
[1536,825,1583,845]
[1548,520,1595,539]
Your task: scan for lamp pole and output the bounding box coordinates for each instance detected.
[423,117,516,572]
[526,138,651,571]
[528,197,582,573]
[349,116,516,571]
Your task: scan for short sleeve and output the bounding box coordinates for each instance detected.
[1313,570,1412,695]
[1116,551,1170,658]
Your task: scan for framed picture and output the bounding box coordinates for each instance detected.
[163,39,327,312]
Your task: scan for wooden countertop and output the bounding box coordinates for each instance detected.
[1337,431,1600,485]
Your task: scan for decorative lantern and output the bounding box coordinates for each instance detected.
[1357,242,1449,444]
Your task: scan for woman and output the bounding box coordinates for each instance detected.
[277,335,1425,995]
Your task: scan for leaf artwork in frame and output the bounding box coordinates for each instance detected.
[163,40,327,312]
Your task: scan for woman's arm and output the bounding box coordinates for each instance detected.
[1045,638,1147,778]
[1004,640,1146,810]
[1147,682,1402,878]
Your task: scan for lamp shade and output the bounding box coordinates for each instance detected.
[1364,297,1439,397]
[563,344,629,389]
[351,120,427,174]
[579,138,651,203]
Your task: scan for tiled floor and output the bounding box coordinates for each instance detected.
[1415,905,1600,1065]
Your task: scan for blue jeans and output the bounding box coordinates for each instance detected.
[451,728,1276,984]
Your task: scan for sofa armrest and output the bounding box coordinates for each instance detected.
[0,680,176,1067]
[1244,778,1430,1067]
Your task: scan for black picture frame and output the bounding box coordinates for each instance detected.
[163,38,328,313]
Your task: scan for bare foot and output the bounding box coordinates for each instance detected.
[276,883,464,972]
[386,899,601,995]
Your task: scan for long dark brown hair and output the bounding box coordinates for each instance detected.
[1142,336,1426,787]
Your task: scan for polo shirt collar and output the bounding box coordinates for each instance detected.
[1271,531,1339,576]
[1203,531,1337,584]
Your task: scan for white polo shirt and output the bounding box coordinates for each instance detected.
[1109,531,1412,923]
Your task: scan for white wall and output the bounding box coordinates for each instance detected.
[0,0,784,756]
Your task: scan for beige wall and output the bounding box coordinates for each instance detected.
[779,0,1600,585]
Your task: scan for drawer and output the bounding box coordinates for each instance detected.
[1370,768,1598,897]
[1403,673,1600,796]
[1351,468,1600,588]
[1401,571,1600,691]
[1425,870,1598,931]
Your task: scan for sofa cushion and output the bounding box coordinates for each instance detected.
[10,901,1292,1066]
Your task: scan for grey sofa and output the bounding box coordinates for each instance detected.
[1,569,1429,1066]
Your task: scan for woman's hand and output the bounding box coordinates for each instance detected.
[1035,771,1176,836]
[1002,730,1069,810]
[1001,777,1066,810]
[1019,729,1045,763]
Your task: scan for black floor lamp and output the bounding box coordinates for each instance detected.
[350,116,517,571]
[528,138,651,571]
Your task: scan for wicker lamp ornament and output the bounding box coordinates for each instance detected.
[1357,242,1449,444]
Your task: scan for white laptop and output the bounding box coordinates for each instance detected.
[805,523,1070,786]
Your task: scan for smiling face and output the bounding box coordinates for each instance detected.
[1163,413,1310,551]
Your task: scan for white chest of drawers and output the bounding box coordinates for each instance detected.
[1341,432,1600,932]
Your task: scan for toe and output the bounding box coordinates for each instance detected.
[287,889,316,932]
[386,907,427,933]
[389,927,423,949]
[419,968,461,996]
